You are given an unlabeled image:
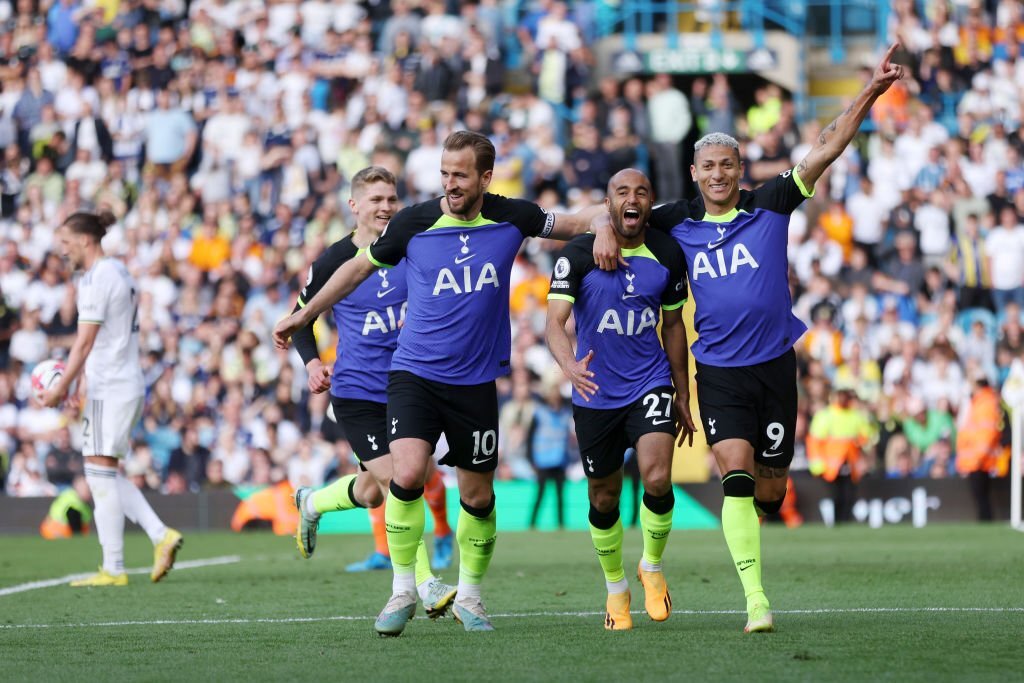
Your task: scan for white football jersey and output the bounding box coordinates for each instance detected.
[77,258,144,400]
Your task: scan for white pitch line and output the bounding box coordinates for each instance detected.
[0,555,241,597]
[2,606,1022,630]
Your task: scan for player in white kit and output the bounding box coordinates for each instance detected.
[43,210,183,586]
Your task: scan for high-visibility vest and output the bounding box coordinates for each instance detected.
[955,387,1002,475]
[230,481,299,536]
[807,404,872,483]
[40,489,92,539]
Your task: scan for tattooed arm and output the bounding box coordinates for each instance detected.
[795,42,905,188]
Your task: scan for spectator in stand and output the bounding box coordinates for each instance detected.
[985,206,1024,311]
[818,198,854,262]
[949,212,995,310]
[802,303,844,379]
[902,395,956,463]
[919,342,967,410]
[646,73,690,201]
[144,89,196,180]
[868,135,911,212]
[834,340,883,404]
[44,425,80,487]
[167,424,210,493]
[914,145,948,194]
[875,230,926,306]
[848,176,887,265]
[564,122,609,193]
[883,337,927,395]
[794,226,844,286]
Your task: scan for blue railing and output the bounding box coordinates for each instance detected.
[594,0,888,62]
[507,1,889,64]
[505,1,894,125]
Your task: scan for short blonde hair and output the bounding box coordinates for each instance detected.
[351,166,397,197]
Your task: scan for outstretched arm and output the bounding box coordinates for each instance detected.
[273,253,376,349]
[795,42,905,188]
[547,204,608,240]
[290,298,332,394]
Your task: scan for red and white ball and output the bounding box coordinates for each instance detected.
[31,359,66,401]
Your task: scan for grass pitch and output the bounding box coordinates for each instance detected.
[1,524,1021,682]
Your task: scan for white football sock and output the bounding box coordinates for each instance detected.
[417,577,436,603]
[640,559,662,573]
[456,581,481,601]
[116,473,167,544]
[392,571,416,597]
[85,464,124,574]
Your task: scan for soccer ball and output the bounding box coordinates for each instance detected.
[31,359,66,401]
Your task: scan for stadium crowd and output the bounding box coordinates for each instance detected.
[0,0,1022,500]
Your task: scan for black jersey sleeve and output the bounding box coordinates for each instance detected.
[293,237,358,365]
[297,237,358,307]
[366,202,437,267]
[483,193,556,238]
[548,234,597,304]
[646,230,689,309]
[649,199,696,234]
[747,168,815,215]
[291,301,320,366]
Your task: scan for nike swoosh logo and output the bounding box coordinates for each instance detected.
[739,563,754,571]
[651,418,673,425]
[471,456,492,465]
[761,451,781,458]
[707,239,727,249]
[622,294,640,300]
[376,288,396,298]
[454,254,475,264]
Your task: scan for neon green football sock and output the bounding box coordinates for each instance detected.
[310,474,360,514]
[639,500,673,566]
[456,506,496,586]
[721,495,767,607]
[385,492,424,576]
[589,519,625,584]
[414,539,434,587]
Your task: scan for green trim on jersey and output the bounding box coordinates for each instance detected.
[662,299,687,311]
[365,248,392,269]
[701,207,745,223]
[620,244,658,261]
[547,293,576,303]
[427,215,498,230]
[78,319,103,325]
[793,168,815,198]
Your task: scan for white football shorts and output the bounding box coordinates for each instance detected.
[81,396,144,458]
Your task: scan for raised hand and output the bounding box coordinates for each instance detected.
[871,42,906,94]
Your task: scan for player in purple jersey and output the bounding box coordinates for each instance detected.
[547,169,695,630]
[591,43,906,633]
[274,131,610,636]
[287,167,457,616]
